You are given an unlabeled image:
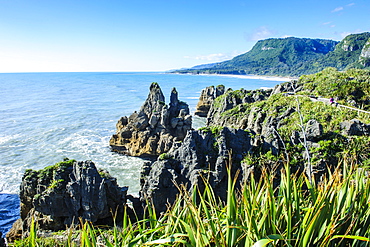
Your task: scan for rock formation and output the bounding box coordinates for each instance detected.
[340,119,370,136]
[194,85,225,117]
[0,233,5,247]
[138,79,370,215]
[7,159,128,241]
[270,80,302,95]
[110,83,192,157]
[206,88,273,127]
[140,127,253,214]
[359,37,370,67]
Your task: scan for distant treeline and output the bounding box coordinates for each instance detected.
[174,32,370,77]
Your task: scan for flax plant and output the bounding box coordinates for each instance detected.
[13,155,370,247]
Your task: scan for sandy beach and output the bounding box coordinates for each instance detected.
[197,73,296,82]
[174,72,296,82]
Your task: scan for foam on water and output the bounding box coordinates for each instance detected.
[0,72,284,234]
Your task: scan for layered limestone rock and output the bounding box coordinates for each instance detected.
[359,37,370,67]
[140,127,253,214]
[194,85,225,117]
[270,80,302,95]
[206,88,273,127]
[202,84,326,155]
[7,159,128,241]
[110,83,192,157]
[139,81,370,215]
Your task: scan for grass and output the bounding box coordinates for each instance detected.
[12,154,370,247]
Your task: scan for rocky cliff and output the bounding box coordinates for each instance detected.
[194,85,225,117]
[359,37,370,67]
[140,127,253,213]
[110,83,192,157]
[206,87,273,127]
[7,159,128,241]
[138,75,370,214]
[9,74,370,242]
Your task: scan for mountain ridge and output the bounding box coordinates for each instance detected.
[174,32,370,77]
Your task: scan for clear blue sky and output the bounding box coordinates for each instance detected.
[0,0,369,72]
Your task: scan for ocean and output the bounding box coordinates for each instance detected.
[0,72,286,235]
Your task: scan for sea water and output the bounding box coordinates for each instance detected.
[0,72,285,234]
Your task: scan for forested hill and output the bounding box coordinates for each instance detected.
[174,32,370,77]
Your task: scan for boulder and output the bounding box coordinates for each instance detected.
[340,119,370,136]
[303,119,323,141]
[110,83,192,157]
[8,159,128,239]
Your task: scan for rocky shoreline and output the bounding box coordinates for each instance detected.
[6,75,370,243]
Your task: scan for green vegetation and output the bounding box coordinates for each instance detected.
[11,68,370,246]
[174,32,370,77]
[312,33,370,71]
[220,92,370,135]
[98,169,112,179]
[47,179,64,190]
[299,67,370,110]
[199,125,223,137]
[207,67,370,172]
[25,158,73,187]
[37,158,75,178]
[13,159,370,246]
[158,153,172,160]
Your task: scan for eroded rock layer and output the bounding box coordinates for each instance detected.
[7,159,127,241]
[194,85,225,117]
[140,127,253,214]
[110,83,192,157]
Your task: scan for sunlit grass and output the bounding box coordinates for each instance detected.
[12,157,370,247]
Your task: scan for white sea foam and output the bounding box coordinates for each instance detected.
[0,134,20,145]
[0,72,286,231]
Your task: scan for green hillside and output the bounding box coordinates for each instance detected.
[311,32,370,71]
[175,32,370,77]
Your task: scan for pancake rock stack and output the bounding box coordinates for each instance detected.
[110,83,192,157]
[194,85,225,117]
[140,127,253,214]
[7,159,128,241]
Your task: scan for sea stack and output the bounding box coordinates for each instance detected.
[7,159,128,241]
[110,83,192,157]
[194,85,225,117]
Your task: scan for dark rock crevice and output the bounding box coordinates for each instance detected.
[140,127,253,214]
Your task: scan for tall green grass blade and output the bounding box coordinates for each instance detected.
[142,233,188,245]
[330,235,370,242]
[179,219,196,246]
[29,217,36,247]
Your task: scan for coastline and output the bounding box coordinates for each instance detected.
[172,72,296,82]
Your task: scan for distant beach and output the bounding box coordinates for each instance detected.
[174,72,295,82]
[199,73,296,82]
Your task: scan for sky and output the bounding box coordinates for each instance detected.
[0,0,369,72]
